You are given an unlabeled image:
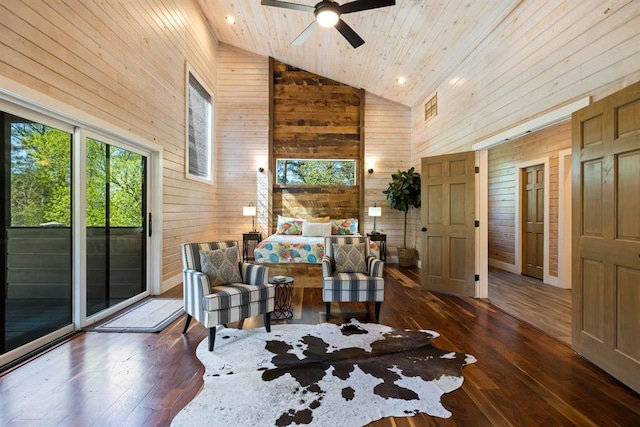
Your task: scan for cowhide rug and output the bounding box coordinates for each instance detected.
[171,320,476,427]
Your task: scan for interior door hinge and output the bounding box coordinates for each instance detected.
[474,220,479,227]
[475,166,479,173]
[475,274,480,281]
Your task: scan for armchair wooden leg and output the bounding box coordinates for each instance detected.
[182,314,192,334]
[208,327,216,351]
[325,302,331,321]
[264,312,271,333]
[375,302,382,323]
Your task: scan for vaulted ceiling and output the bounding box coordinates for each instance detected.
[196,0,522,107]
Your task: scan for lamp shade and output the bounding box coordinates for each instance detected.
[243,206,256,216]
[368,206,382,217]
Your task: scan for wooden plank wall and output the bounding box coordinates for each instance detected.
[0,0,220,287]
[270,58,364,229]
[364,94,412,259]
[488,121,571,278]
[410,1,640,263]
[412,1,640,156]
[215,44,270,238]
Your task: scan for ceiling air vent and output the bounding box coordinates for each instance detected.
[424,92,438,122]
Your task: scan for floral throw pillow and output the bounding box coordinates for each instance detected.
[333,242,367,273]
[277,215,304,235]
[331,218,358,235]
[199,247,242,288]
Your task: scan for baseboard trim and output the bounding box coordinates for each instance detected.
[489,259,517,273]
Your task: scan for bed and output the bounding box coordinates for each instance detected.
[254,216,380,287]
[254,234,380,264]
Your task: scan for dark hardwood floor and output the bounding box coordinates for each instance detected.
[1,265,639,426]
[488,266,572,344]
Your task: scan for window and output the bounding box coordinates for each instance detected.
[276,159,356,186]
[424,92,437,122]
[186,68,213,183]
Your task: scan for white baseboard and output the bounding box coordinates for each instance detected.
[543,274,564,288]
[488,259,517,273]
[161,274,182,295]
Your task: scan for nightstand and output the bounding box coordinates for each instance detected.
[242,232,262,262]
[367,233,387,261]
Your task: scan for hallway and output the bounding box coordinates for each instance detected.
[488,266,572,344]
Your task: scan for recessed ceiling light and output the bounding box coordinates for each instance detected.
[396,77,406,85]
[225,15,236,25]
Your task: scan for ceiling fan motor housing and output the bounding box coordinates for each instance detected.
[314,1,341,27]
[262,0,396,48]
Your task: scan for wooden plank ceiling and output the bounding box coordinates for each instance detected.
[196,0,521,108]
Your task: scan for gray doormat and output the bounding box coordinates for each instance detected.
[88,298,184,333]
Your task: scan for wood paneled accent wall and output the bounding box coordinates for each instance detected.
[488,121,571,279]
[270,58,364,229]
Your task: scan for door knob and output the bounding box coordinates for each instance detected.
[421,227,427,232]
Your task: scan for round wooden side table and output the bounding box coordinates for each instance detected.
[269,276,294,320]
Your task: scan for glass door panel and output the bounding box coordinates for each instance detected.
[85,138,147,316]
[1,113,72,355]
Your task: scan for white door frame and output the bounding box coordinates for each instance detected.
[515,157,552,284]
[557,148,572,289]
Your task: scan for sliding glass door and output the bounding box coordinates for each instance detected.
[85,137,147,317]
[1,112,73,356]
[1,107,152,367]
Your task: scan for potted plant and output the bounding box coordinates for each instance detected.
[383,167,421,267]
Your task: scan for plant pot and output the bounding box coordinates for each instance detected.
[397,247,415,267]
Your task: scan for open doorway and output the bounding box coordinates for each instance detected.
[484,121,573,342]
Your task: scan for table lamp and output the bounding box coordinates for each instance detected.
[242,202,257,232]
[368,203,382,234]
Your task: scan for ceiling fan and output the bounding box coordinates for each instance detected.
[261,0,396,48]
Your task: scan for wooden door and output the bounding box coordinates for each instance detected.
[522,164,544,279]
[572,80,640,394]
[420,151,476,296]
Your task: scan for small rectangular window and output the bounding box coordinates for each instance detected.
[186,68,213,183]
[424,93,437,122]
[276,159,356,186]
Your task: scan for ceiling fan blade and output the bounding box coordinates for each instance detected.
[261,0,315,13]
[339,0,395,14]
[292,20,320,46]
[334,19,365,48]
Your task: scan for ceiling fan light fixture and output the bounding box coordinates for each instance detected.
[315,3,340,27]
[262,0,396,48]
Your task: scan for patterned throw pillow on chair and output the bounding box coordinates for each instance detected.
[199,247,242,288]
[333,243,367,273]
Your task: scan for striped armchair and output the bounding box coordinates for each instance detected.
[322,236,385,322]
[181,240,274,351]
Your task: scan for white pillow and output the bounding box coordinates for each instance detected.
[302,221,332,237]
